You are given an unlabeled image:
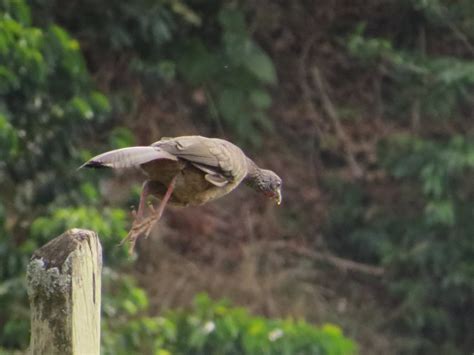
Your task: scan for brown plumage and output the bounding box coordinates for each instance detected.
[82,135,282,252]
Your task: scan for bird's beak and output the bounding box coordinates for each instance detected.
[275,188,282,205]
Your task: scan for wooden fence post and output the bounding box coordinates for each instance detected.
[27,228,102,355]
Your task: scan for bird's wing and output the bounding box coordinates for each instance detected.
[152,136,247,184]
[80,146,177,169]
[188,162,229,187]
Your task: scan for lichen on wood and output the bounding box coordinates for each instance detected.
[27,229,102,355]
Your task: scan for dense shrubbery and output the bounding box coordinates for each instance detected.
[0,0,111,348]
[30,0,276,145]
[103,293,355,355]
[325,1,474,352]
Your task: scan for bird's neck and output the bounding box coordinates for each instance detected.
[244,158,263,190]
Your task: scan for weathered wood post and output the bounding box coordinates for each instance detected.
[27,229,102,355]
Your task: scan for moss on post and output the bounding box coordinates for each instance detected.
[27,229,102,355]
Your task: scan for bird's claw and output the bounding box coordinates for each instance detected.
[147,201,156,213]
[134,214,158,239]
[121,174,177,254]
[121,214,160,254]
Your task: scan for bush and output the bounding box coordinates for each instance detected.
[31,0,276,145]
[103,293,356,355]
[0,0,112,348]
[331,2,474,352]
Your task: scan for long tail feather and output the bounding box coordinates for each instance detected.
[79,146,177,169]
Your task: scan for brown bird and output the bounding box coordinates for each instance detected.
[82,135,282,251]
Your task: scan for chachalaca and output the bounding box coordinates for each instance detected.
[82,135,282,252]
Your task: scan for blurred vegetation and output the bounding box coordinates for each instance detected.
[0,0,330,353]
[0,0,473,354]
[0,0,111,348]
[324,2,474,352]
[103,293,355,355]
[30,0,276,145]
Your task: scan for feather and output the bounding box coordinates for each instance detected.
[79,146,177,169]
[152,136,248,179]
[154,138,221,167]
[204,174,229,187]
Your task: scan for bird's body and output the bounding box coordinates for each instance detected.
[82,135,282,252]
[142,136,249,206]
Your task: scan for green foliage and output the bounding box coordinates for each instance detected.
[103,293,356,355]
[173,7,276,145]
[30,205,129,264]
[0,0,114,349]
[32,1,276,145]
[324,134,474,353]
[0,113,18,157]
[0,203,131,348]
[0,0,110,215]
[347,21,474,119]
[381,139,474,353]
[381,135,474,226]
[337,3,474,351]
[0,2,335,353]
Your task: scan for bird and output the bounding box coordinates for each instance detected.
[81,135,282,252]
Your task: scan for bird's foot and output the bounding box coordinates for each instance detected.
[147,201,156,213]
[133,214,159,239]
[130,206,137,219]
[121,175,177,254]
[120,230,138,255]
[121,214,160,254]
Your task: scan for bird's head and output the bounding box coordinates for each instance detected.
[257,169,282,205]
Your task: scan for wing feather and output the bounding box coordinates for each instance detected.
[152,136,247,181]
[153,137,221,168]
[80,146,177,169]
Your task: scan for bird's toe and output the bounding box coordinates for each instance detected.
[147,201,156,213]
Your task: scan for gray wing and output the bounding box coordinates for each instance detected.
[152,136,248,186]
[155,139,220,167]
[80,146,177,169]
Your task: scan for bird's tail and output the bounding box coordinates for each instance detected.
[79,146,177,169]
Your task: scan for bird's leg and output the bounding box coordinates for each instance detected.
[123,176,178,253]
[140,174,177,237]
[136,180,152,220]
[128,180,152,220]
[147,201,156,214]
[121,180,153,252]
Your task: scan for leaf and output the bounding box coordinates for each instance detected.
[218,8,247,34]
[242,42,277,84]
[90,91,111,112]
[249,89,272,109]
[169,0,202,26]
[158,60,176,81]
[176,39,218,84]
[70,96,94,120]
[0,113,18,157]
[0,0,31,25]
[109,127,136,149]
[0,66,20,94]
[216,88,245,123]
[425,200,455,226]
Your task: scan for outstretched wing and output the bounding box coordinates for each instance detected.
[80,146,177,169]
